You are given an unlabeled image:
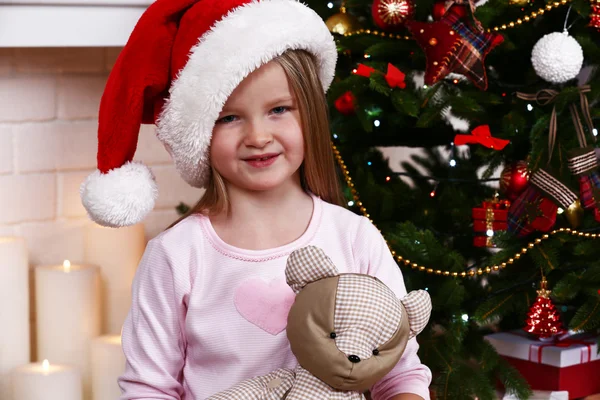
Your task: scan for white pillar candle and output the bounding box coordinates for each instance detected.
[35,261,101,400]
[84,223,145,334]
[0,237,30,400]
[91,335,125,400]
[12,359,82,400]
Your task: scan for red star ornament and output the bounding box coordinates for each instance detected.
[406,5,503,90]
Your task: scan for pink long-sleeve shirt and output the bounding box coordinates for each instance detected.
[118,194,432,399]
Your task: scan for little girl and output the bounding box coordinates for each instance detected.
[80,0,432,399]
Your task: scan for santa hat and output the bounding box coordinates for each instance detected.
[80,0,337,228]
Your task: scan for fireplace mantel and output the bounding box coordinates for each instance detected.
[0,0,153,47]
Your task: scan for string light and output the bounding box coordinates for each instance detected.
[557,207,565,214]
[374,120,381,127]
[348,200,355,206]
[386,176,391,182]
[327,2,334,8]
[429,183,438,198]
[593,129,598,137]
[461,314,469,322]
[449,159,457,167]
[342,0,571,40]
[331,142,600,279]
[486,229,494,237]
[367,161,372,166]
[527,104,534,111]
[364,54,371,59]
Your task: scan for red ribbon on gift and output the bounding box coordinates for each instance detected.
[355,63,406,89]
[454,125,510,150]
[531,339,594,364]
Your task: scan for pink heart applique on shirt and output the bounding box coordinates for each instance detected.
[234,278,296,336]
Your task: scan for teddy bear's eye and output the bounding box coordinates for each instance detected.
[372,349,379,356]
[330,332,337,339]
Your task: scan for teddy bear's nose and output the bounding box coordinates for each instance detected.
[348,355,361,363]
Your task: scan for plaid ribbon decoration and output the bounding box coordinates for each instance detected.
[508,185,557,237]
[441,7,501,90]
[568,148,598,176]
[579,173,600,210]
[530,169,578,209]
[568,147,600,222]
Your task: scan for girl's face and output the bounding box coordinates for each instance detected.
[210,60,304,194]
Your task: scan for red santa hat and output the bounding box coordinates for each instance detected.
[80,0,337,228]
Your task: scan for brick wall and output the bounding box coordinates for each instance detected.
[0,48,203,266]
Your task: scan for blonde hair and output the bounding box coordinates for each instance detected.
[167,49,343,229]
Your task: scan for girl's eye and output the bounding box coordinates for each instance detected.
[271,106,289,115]
[216,115,237,124]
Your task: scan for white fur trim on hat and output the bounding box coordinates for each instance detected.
[80,161,158,227]
[157,0,337,188]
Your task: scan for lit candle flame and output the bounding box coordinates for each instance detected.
[42,359,50,370]
[63,260,71,273]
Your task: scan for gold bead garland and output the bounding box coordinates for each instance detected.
[342,0,571,38]
[487,0,570,32]
[332,142,599,279]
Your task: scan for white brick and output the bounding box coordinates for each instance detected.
[133,124,172,165]
[105,47,123,72]
[59,171,89,218]
[0,48,14,76]
[58,121,98,170]
[15,48,104,74]
[143,209,180,241]
[14,123,60,173]
[17,219,87,266]
[57,76,106,120]
[15,121,98,173]
[0,125,13,174]
[0,174,55,224]
[152,165,203,209]
[0,77,55,122]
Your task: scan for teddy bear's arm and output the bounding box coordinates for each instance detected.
[206,368,294,400]
[284,366,366,400]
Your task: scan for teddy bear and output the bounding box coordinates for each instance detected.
[207,245,432,400]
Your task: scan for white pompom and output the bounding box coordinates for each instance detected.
[80,162,158,228]
[531,31,583,84]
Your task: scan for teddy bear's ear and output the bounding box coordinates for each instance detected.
[285,246,339,293]
[400,290,432,339]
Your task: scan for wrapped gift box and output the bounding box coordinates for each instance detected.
[485,331,600,399]
[473,199,510,247]
[474,220,508,232]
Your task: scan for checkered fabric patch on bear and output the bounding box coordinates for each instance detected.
[334,274,402,361]
[286,245,339,293]
[206,368,294,399]
[286,366,366,400]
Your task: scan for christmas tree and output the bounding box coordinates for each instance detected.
[302,0,600,398]
[523,278,566,339]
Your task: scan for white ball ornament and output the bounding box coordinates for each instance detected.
[531,30,583,84]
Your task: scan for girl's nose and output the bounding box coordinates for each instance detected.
[244,121,273,148]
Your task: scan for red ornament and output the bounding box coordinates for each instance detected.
[372,0,415,32]
[432,1,447,20]
[524,278,566,340]
[334,91,356,115]
[406,4,503,90]
[500,161,530,201]
[591,1,600,31]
